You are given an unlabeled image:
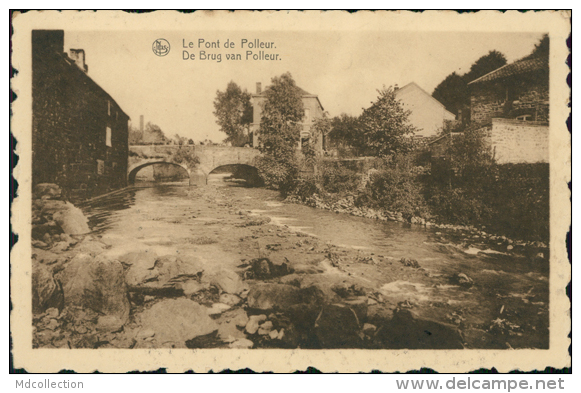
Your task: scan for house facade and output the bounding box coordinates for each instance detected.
[467,57,549,164]
[32,30,129,197]
[395,82,456,139]
[250,82,326,153]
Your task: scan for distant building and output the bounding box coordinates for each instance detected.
[32,30,130,197]
[250,82,326,153]
[467,57,549,164]
[395,82,456,139]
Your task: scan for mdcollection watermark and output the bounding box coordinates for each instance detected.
[15,380,83,389]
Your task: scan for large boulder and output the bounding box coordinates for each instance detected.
[376,309,464,349]
[74,237,107,256]
[52,203,90,235]
[60,253,130,324]
[314,304,362,348]
[117,250,157,269]
[138,298,219,346]
[31,248,60,265]
[32,261,64,313]
[246,283,302,311]
[205,268,246,295]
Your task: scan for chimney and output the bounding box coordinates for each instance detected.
[69,49,88,72]
[32,30,64,56]
[256,82,262,94]
[140,115,144,132]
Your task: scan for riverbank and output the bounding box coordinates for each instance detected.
[286,191,548,253]
[31,183,549,350]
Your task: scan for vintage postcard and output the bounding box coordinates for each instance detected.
[10,10,571,373]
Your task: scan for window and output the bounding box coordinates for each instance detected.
[516,115,532,121]
[106,126,112,147]
[96,159,105,175]
[107,100,111,116]
[304,108,310,123]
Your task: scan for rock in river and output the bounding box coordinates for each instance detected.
[246,283,302,311]
[138,298,219,345]
[206,268,247,295]
[52,203,91,235]
[32,261,64,313]
[59,253,130,324]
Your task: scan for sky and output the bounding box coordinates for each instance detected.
[64,30,544,143]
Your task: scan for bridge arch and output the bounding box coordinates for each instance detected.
[128,161,191,185]
[207,163,263,186]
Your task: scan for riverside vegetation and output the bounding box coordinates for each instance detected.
[253,74,549,247]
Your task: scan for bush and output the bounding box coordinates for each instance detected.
[255,155,299,194]
[287,175,321,201]
[358,166,429,220]
[485,164,549,241]
[426,163,549,241]
[428,187,492,225]
[319,163,361,194]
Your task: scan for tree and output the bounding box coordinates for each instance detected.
[213,81,253,147]
[255,72,304,190]
[142,122,167,144]
[358,86,417,157]
[432,50,507,118]
[432,72,469,118]
[464,50,507,83]
[328,113,365,156]
[172,133,188,146]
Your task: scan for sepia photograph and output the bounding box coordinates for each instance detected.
[10,10,571,373]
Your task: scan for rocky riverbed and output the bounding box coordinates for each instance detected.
[31,183,549,350]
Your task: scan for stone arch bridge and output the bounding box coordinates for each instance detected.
[128,145,261,185]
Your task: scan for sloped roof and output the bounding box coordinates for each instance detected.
[468,57,548,85]
[57,52,130,119]
[396,82,456,119]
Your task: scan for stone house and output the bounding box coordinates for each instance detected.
[467,57,549,164]
[395,82,456,139]
[250,82,326,153]
[32,30,130,197]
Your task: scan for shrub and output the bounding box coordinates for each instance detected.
[319,163,361,194]
[255,155,299,194]
[287,175,321,201]
[428,187,492,225]
[358,166,429,220]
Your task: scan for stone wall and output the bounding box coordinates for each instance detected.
[483,119,549,164]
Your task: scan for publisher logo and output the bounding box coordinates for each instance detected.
[152,39,170,56]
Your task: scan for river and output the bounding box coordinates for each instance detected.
[77,179,549,349]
